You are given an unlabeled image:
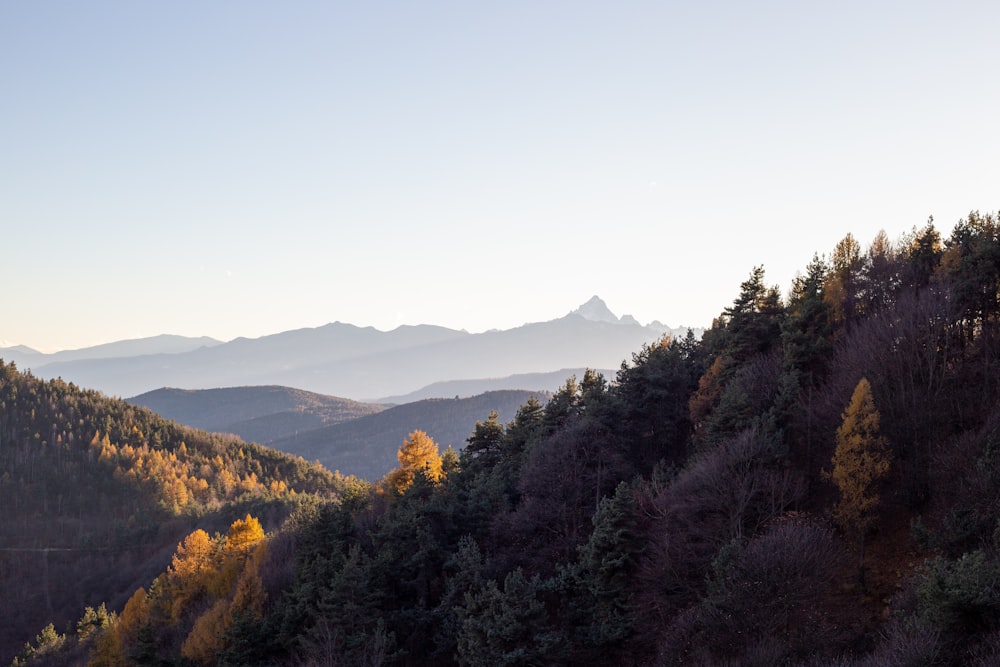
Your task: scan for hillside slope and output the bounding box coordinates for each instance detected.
[0,362,352,665]
[270,389,548,480]
[128,385,385,444]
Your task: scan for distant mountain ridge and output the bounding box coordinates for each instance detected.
[128,386,386,445]
[0,334,221,367]
[376,367,614,403]
[4,298,701,400]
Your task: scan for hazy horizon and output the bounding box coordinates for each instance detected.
[4,2,998,352]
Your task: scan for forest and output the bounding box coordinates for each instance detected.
[7,211,1000,665]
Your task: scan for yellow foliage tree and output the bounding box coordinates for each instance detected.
[88,629,124,667]
[387,429,444,493]
[226,514,266,554]
[167,529,218,618]
[180,599,230,665]
[173,530,217,577]
[231,542,269,619]
[89,587,150,666]
[831,377,891,584]
[118,587,150,637]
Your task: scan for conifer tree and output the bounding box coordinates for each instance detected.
[169,529,216,586]
[831,377,891,585]
[226,514,265,554]
[904,218,942,290]
[463,411,505,473]
[387,429,444,493]
[457,568,561,665]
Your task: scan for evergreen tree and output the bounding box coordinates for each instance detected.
[614,336,698,471]
[503,395,545,463]
[782,254,833,384]
[689,266,784,443]
[433,536,487,662]
[76,603,114,641]
[557,481,644,659]
[462,411,505,474]
[456,569,561,666]
[776,254,833,468]
[302,544,393,666]
[904,218,942,290]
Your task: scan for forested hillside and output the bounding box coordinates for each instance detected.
[128,386,385,445]
[0,367,358,665]
[11,211,1000,665]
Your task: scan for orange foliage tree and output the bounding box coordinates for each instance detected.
[386,429,444,493]
[830,377,891,584]
[226,514,266,554]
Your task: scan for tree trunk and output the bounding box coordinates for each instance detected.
[858,533,866,590]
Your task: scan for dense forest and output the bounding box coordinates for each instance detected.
[8,211,1000,665]
[0,368,359,665]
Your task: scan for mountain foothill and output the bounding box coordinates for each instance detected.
[8,213,1000,665]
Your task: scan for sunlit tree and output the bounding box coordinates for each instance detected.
[387,430,444,493]
[227,514,266,553]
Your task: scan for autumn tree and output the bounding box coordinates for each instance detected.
[226,514,266,554]
[831,377,891,585]
[387,429,444,493]
[179,599,230,664]
[89,587,151,667]
[170,528,216,578]
[825,232,863,331]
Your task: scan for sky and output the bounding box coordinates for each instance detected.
[2,2,999,352]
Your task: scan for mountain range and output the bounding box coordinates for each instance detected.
[2,297,699,401]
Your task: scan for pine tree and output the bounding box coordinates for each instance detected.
[462,411,505,473]
[456,569,561,666]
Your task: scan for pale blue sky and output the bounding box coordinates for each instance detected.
[3,1,998,351]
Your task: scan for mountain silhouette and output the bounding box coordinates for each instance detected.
[11,300,700,400]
